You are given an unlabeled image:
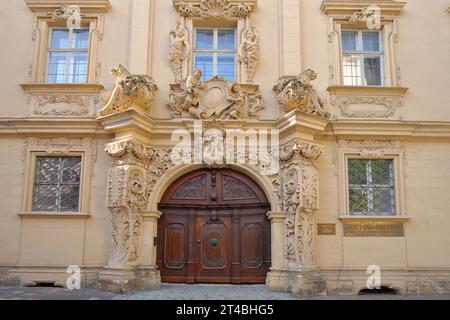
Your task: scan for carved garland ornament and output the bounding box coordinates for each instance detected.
[105,140,173,267]
[330,95,404,118]
[174,0,254,19]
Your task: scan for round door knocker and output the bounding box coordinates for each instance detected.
[210,238,219,247]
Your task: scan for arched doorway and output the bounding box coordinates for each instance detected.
[157,168,271,284]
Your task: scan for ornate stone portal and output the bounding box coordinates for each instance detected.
[98,63,329,294]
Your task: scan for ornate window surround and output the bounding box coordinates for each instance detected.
[171,0,258,84]
[321,1,409,119]
[336,140,408,221]
[21,1,110,117]
[20,137,98,217]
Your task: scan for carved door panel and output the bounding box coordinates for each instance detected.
[194,214,232,283]
[157,168,271,284]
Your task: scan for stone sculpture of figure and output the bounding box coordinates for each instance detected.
[98,64,155,116]
[239,27,260,83]
[169,20,190,83]
[220,83,246,119]
[168,69,204,118]
[275,69,328,117]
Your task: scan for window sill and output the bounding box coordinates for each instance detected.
[339,215,410,222]
[20,83,104,95]
[17,211,91,218]
[327,85,409,96]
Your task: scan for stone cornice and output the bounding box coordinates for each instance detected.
[0,118,111,136]
[3,117,450,140]
[326,120,450,139]
[320,0,406,16]
[25,0,112,13]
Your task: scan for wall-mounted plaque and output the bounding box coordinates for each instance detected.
[317,224,336,235]
[343,221,405,237]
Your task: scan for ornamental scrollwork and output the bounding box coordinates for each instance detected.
[279,140,322,268]
[330,95,404,118]
[275,69,329,118]
[174,0,254,19]
[105,140,173,267]
[98,64,157,117]
[168,70,263,119]
[47,4,85,21]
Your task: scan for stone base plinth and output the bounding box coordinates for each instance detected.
[267,269,327,296]
[99,267,160,294]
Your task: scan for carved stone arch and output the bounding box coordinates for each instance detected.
[148,163,281,212]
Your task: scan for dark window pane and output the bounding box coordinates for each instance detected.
[348,159,395,216]
[364,56,382,85]
[348,159,368,185]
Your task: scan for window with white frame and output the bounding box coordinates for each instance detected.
[32,156,82,212]
[194,28,237,81]
[342,30,384,86]
[348,159,396,216]
[46,28,90,83]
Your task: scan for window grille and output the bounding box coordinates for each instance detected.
[32,156,82,212]
[348,159,396,215]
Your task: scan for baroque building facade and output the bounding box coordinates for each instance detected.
[0,0,450,295]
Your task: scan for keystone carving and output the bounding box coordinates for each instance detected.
[168,69,263,119]
[98,64,157,117]
[275,69,329,118]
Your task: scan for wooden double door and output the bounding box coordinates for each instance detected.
[157,169,271,284]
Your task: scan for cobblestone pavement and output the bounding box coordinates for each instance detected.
[1,284,450,300]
